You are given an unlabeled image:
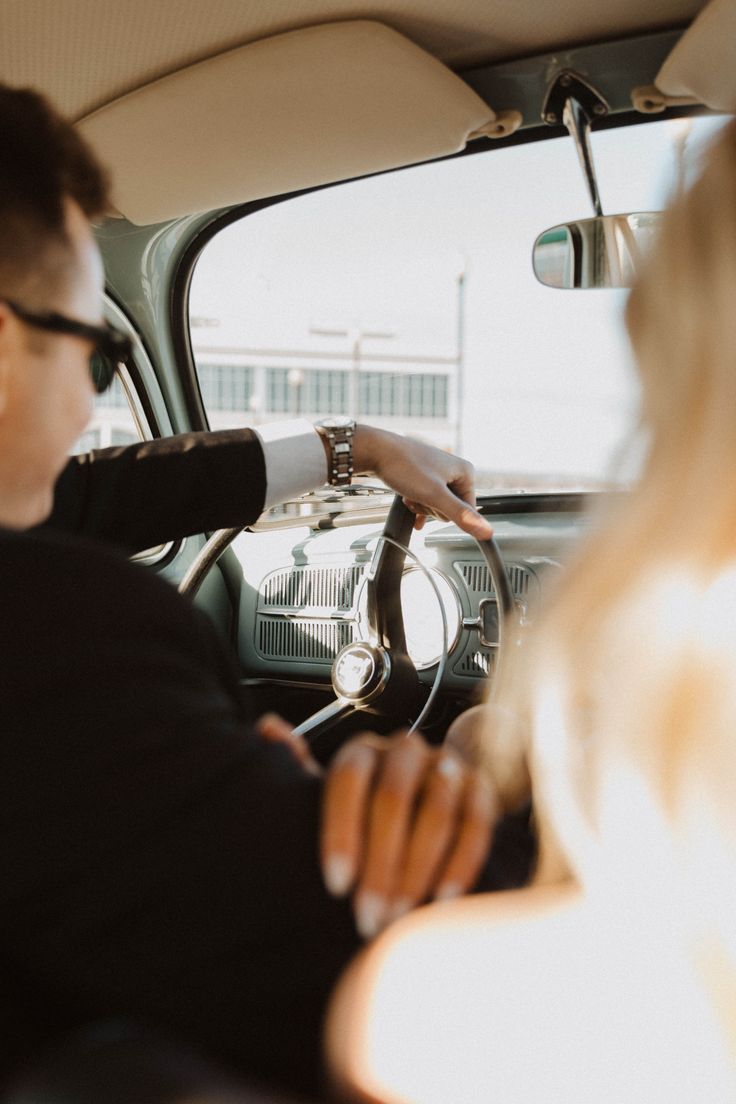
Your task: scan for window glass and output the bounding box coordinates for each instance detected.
[71,371,143,454]
[189,114,725,491]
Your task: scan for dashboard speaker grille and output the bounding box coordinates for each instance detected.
[257,617,353,661]
[457,561,531,598]
[261,564,364,611]
[457,650,496,677]
[508,565,530,596]
[459,561,491,593]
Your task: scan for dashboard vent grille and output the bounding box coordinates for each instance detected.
[459,562,491,593]
[257,617,352,661]
[508,565,530,596]
[457,561,531,598]
[261,564,364,611]
[457,650,496,677]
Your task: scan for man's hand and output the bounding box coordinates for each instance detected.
[351,425,493,542]
[321,730,498,939]
[256,712,321,776]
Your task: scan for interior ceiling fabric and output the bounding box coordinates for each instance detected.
[656,0,736,110]
[0,0,705,120]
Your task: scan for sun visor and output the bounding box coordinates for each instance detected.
[654,0,736,112]
[78,20,511,226]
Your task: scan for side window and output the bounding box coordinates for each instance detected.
[71,368,146,454]
[70,359,170,564]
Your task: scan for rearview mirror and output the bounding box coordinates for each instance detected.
[533,212,660,289]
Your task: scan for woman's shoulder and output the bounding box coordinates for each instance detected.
[327,883,735,1104]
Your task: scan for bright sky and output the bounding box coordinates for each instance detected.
[190,115,724,487]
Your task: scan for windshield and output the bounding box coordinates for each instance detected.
[189,114,724,497]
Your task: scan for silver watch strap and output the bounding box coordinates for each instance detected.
[318,423,354,486]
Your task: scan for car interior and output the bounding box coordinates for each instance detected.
[0,0,733,1099]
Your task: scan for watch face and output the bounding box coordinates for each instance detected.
[319,417,354,430]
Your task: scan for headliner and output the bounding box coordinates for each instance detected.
[0,0,704,121]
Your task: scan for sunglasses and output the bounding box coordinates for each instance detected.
[3,299,134,394]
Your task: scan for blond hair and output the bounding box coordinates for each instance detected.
[484,118,736,1035]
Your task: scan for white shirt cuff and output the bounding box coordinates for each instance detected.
[253,420,328,510]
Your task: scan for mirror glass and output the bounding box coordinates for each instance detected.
[533,212,660,289]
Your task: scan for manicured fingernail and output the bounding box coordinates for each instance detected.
[387,896,412,923]
[335,742,376,771]
[323,854,353,897]
[434,882,461,902]
[436,754,464,788]
[355,892,387,939]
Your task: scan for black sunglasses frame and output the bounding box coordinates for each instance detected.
[3,299,134,394]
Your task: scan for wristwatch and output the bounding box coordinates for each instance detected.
[314,417,356,487]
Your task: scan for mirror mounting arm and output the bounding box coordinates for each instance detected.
[542,70,609,217]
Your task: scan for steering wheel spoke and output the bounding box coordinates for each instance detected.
[291,697,355,741]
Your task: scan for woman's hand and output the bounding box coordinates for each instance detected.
[444,703,487,764]
[321,729,498,939]
[257,713,498,940]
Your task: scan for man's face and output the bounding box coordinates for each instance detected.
[0,199,105,528]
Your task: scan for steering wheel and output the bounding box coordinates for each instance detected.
[179,497,517,744]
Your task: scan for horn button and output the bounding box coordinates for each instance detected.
[332,642,390,703]
[331,639,421,716]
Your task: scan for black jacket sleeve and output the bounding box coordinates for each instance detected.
[42,430,268,553]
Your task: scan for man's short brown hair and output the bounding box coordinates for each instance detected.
[0,84,111,307]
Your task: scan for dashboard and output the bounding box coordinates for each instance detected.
[233,493,595,696]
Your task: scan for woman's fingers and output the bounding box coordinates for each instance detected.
[351,732,430,938]
[388,751,468,918]
[433,771,498,901]
[321,731,432,936]
[320,735,384,898]
[321,730,499,940]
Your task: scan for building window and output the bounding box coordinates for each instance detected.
[198,363,254,410]
[406,373,448,418]
[267,367,290,412]
[304,369,349,415]
[359,372,448,418]
[265,367,349,415]
[195,363,448,419]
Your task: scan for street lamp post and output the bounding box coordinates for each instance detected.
[287,367,305,416]
[454,256,467,456]
[248,392,262,426]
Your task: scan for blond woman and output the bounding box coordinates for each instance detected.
[326,119,736,1104]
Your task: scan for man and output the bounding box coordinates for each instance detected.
[0,86,528,1096]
